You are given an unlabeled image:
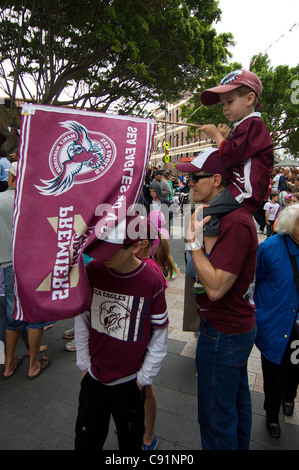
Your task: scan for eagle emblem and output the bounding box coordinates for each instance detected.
[35,121,116,196]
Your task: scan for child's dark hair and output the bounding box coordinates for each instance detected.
[270,191,279,199]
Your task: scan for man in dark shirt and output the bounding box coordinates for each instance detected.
[278,166,291,192]
[177,148,258,450]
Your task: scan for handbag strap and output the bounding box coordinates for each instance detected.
[283,235,299,291]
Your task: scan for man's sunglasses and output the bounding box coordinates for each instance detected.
[189,173,214,183]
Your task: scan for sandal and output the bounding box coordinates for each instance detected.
[2,356,23,379]
[28,357,51,380]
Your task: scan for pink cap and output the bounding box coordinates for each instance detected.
[200,70,263,108]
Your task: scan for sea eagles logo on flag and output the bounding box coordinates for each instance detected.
[35,121,116,196]
[13,104,155,322]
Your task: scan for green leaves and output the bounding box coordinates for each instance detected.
[0,0,231,112]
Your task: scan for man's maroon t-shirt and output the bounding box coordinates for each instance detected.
[196,207,258,334]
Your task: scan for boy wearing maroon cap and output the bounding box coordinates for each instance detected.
[199,69,274,217]
[179,70,273,253]
[200,70,273,212]
[74,214,168,450]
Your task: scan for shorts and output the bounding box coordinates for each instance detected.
[4,265,53,331]
[6,317,54,331]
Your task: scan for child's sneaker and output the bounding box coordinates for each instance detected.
[64,339,76,351]
[192,281,205,294]
[63,327,74,339]
[142,434,158,450]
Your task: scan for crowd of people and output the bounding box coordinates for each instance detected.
[254,165,299,237]
[1,68,299,451]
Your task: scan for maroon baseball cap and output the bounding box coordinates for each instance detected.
[176,147,232,181]
[200,69,263,108]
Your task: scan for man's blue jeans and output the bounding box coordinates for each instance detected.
[196,319,256,450]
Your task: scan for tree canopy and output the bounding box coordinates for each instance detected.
[0,0,234,152]
[180,55,299,157]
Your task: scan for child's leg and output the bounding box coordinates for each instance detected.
[75,373,111,450]
[270,221,274,236]
[267,221,272,238]
[202,189,241,254]
[143,385,157,447]
[112,379,145,450]
[203,235,218,255]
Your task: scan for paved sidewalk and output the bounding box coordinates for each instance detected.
[0,221,298,450]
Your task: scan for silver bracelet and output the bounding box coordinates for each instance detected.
[185,240,202,252]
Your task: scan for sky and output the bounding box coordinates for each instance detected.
[214,0,299,69]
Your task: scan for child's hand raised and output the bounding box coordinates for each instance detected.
[217,123,232,140]
[198,124,218,139]
[198,124,226,148]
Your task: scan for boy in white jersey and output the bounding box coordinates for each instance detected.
[74,213,168,450]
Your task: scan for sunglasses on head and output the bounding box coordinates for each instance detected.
[189,173,215,183]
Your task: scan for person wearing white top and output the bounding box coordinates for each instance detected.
[264,192,280,237]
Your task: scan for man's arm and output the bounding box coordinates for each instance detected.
[190,248,237,301]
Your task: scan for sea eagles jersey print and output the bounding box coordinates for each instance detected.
[91,288,148,342]
[86,259,168,383]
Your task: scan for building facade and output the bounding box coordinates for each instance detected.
[150,95,215,173]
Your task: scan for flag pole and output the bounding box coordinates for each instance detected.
[156,119,200,129]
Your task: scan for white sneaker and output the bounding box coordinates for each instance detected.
[63,327,74,339]
[64,339,76,351]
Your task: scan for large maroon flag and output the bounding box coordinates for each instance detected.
[13,104,155,322]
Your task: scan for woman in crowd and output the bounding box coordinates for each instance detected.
[255,203,299,438]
